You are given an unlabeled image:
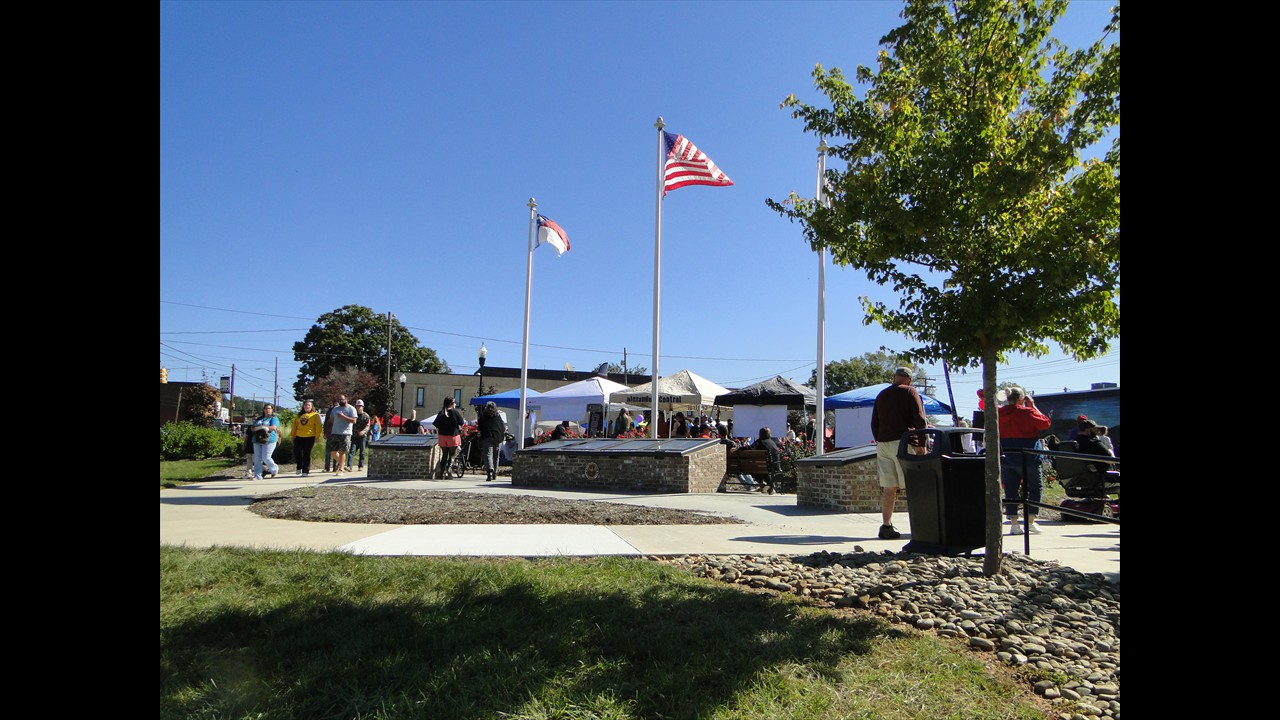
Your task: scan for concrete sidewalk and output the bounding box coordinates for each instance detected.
[160,468,1119,582]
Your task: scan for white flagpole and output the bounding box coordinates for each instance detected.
[651,117,665,437]
[815,138,829,456]
[519,198,537,446]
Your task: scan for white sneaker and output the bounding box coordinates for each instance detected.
[1027,521,1043,534]
[1008,520,1023,535]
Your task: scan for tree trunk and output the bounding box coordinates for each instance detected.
[981,350,1004,576]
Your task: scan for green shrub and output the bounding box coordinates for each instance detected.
[774,438,817,492]
[778,438,817,477]
[273,428,294,464]
[160,422,241,460]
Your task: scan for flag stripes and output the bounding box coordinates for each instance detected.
[662,131,733,196]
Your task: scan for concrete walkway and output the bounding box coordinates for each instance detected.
[160,468,1119,582]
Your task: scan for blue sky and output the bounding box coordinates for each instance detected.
[160,0,1120,418]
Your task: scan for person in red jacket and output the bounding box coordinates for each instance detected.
[998,387,1052,535]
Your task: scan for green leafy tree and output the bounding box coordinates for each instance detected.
[231,398,267,420]
[178,383,219,426]
[808,350,927,395]
[304,368,382,411]
[362,383,394,421]
[607,362,648,376]
[769,0,1119,574]
[292,305,450,400]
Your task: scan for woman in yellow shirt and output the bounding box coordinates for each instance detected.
[292,399,323,477]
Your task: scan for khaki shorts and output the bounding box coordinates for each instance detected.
[876,441,906,489]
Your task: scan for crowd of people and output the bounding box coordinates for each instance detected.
[870,375,1120,539]
[242,393,387,480]
[238,377,1111,546]
[604,407,824,447]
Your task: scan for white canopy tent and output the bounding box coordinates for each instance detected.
[607,369,731,412]
[526,377,632,422]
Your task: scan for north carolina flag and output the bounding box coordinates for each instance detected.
[536,214,570,256]
[663,131,733,197]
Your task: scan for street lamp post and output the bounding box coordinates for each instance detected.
[398,373,407,434]
[478,343,488,397]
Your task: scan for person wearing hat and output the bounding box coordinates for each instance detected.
[1076,419,1115,458]
[870,367,929,540]
[997,387,1052,535]
[345,399,372,472]
[1066,414,1090,442]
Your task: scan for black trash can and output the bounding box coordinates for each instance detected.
[896,427,987,556]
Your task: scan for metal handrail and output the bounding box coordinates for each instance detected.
[1012,447,1119,555]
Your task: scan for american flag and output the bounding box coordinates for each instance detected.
[663,131,733,196]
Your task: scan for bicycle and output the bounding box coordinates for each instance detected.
[447,435,479,478]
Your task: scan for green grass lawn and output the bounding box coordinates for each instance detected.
[160,442,331,488]
[161,546,1051,720]
[159,458,242,488]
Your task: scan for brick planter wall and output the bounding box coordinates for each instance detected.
[368,444,439,480]
[796,456,909,513]
[513,445,726,493]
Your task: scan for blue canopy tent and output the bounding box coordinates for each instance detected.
[825,383,953,449]
[469,388,541,409]
[825,383,952,414]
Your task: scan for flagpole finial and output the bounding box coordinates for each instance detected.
[527,198,537,209]
[654,117,665,130]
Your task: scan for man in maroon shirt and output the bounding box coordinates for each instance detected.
[870,367,929,540]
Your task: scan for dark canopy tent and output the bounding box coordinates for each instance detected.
[714,376,817,407]
[714,376,817,441]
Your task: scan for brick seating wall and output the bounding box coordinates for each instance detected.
[796,456,909,513]
[368,444,439,480]
[513,445,727,493]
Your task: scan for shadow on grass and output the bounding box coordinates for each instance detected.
[160,550,906,720]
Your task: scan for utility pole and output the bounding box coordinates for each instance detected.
[942,360,960,425]
[386,311,394,389]
[623,347,628,386]
[274,357,279,408]
[230,364,237,422]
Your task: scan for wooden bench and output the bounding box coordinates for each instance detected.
[720,448,782,493]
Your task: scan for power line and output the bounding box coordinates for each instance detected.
[159,328,310,335]
[161,299,812,364]
[161,299,1118,384]
[724,362,815,386]
[161,300,314,321]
